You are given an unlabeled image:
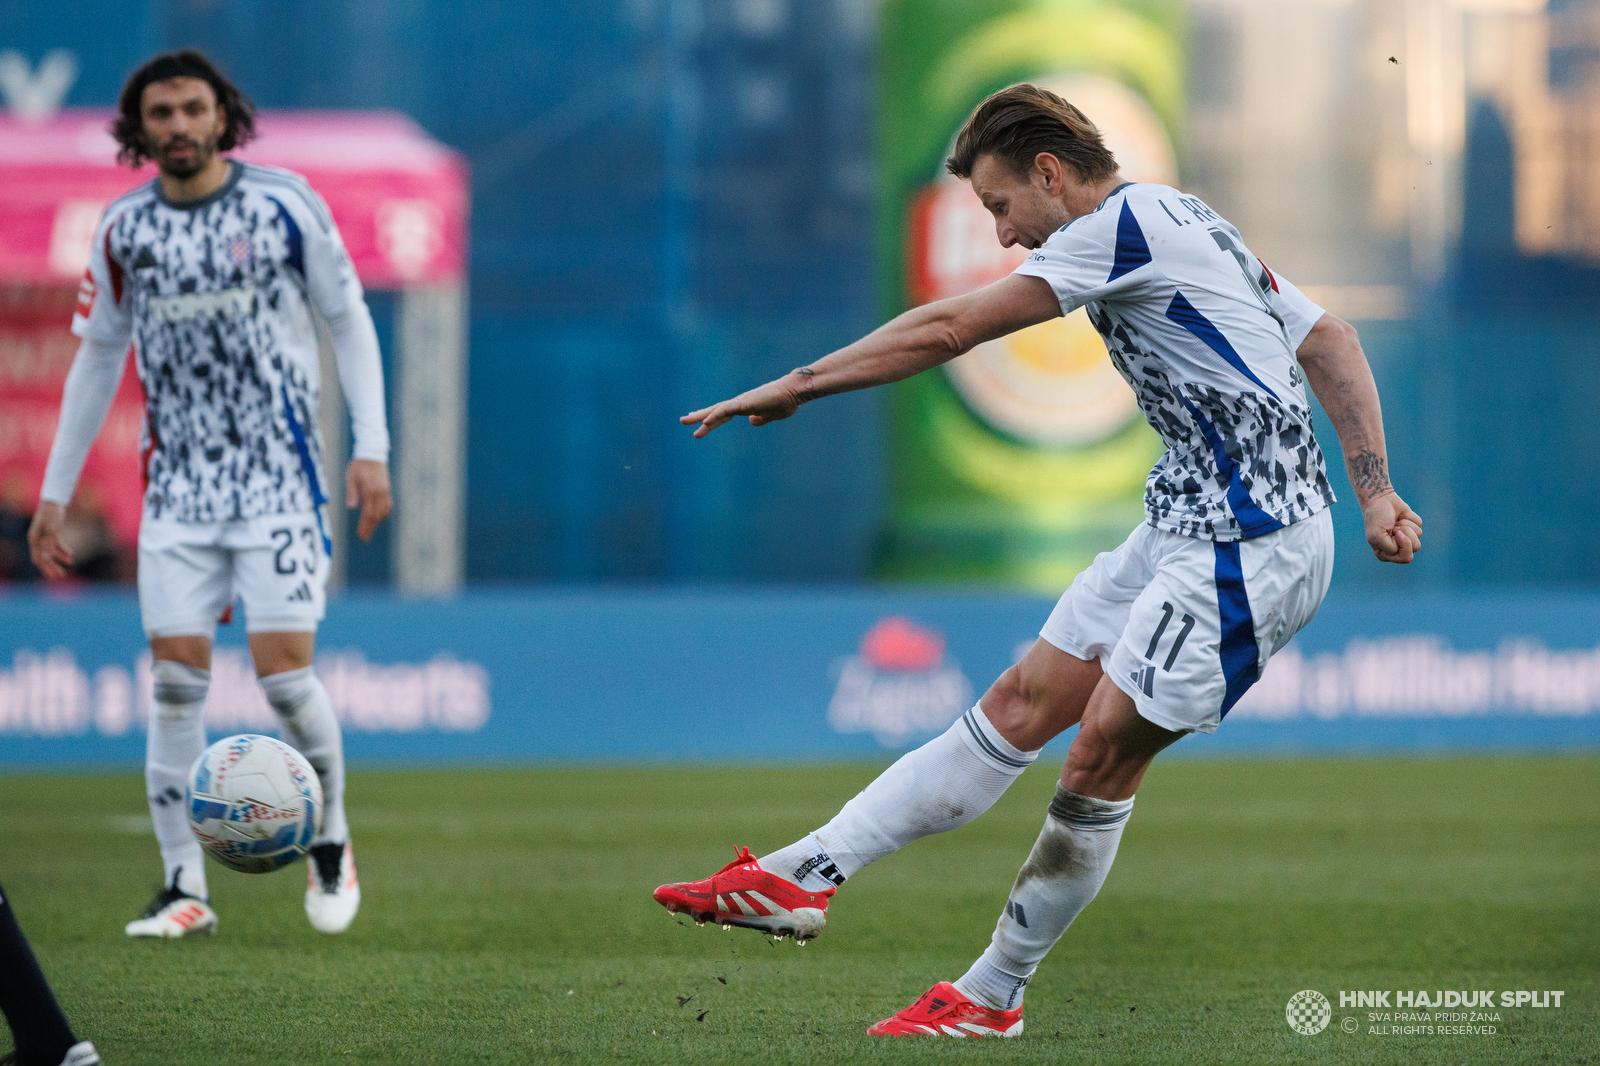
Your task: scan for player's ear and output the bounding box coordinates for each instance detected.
[1034,151,1062,193]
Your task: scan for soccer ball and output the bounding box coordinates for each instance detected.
[187,734,323,874]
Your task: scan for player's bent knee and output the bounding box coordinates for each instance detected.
[151,658,211,722]
[980,664,1028,721]
[148,634,212,671]
[1063,699,1184,799]
[1061,725,1117,794]
[249,631,316,677]
[981,664,1071,750]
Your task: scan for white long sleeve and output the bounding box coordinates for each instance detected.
[324,300,390,462]
[39,337,129,505]
[285,181,390,464]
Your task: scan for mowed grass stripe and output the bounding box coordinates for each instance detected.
[0,756,1594,1065]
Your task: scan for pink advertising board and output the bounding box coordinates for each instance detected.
[0,108,468,288]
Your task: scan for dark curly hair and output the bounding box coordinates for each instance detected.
[113,49,256,168]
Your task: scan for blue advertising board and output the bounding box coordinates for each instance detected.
[1,587,1597,767]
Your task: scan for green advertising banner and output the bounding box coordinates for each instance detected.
[877,0,1185,591]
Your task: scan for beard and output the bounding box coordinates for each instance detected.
[154,132,219,180]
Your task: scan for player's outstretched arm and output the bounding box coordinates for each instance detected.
[681,274,1061,438]
[1295,313,1422,564]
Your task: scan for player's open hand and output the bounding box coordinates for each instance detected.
[26,501,73,579]
[1362,490,1421,564]
[347,459,392,542]
[681,374,809,438]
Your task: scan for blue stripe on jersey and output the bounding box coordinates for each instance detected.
[245,164,333,230]
[267,197,305,278]
[1107,199,1152,281]
[280,382,333,557]
[1178,393,1286,539]
[1164,290,1280,400]
[1213,540,1261,718]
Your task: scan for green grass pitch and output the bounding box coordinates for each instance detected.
[1,755,1595,1065]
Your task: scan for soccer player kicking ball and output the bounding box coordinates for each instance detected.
[29,50,390,938]
[658,84,1421,1037]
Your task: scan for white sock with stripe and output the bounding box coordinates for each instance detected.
[759,705,1040,891]
[955,785,1134,1010]
[147,660,210,900]
[259,666,348,847]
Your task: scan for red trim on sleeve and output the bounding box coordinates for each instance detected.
[1256,257,1279,293]
[76,267,96,319]
[106,228,125,305]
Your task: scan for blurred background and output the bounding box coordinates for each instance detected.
[3,0,1599,762]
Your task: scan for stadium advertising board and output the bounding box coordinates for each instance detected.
[0,110,467,288]
[1,588,1596,765]
[877,0,1182,590]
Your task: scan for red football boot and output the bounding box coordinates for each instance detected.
[652,846,833,942]
[867,981,1025,1038]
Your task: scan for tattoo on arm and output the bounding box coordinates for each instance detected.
[1349,450,1392,498]
[791,366,817,402]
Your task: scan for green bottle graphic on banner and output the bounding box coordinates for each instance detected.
[877,0,1185,591]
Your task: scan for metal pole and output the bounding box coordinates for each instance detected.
[394,281,467,594]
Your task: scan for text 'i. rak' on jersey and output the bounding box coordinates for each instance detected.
[1013,183,1337,543]
[71,162,368,525]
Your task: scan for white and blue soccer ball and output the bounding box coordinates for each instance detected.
[186,734,323,874]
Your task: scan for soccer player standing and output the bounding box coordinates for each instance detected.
[656,84,1421,1036]
[28,51,390,938]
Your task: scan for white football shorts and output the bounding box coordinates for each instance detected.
[138,512,331,639]
[1040,509,1334,734]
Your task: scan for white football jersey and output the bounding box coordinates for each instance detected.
[72,161,385,530]
[1014,182,1336,542]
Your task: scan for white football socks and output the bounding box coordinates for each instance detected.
[954,785,1135,1011]
[259,666,348,847]
[146,660,210,900]
[760,705,1040,892]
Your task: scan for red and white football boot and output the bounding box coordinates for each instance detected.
[652,846,834,942]
[867,981,1025,1038]
[124,882,216,938]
